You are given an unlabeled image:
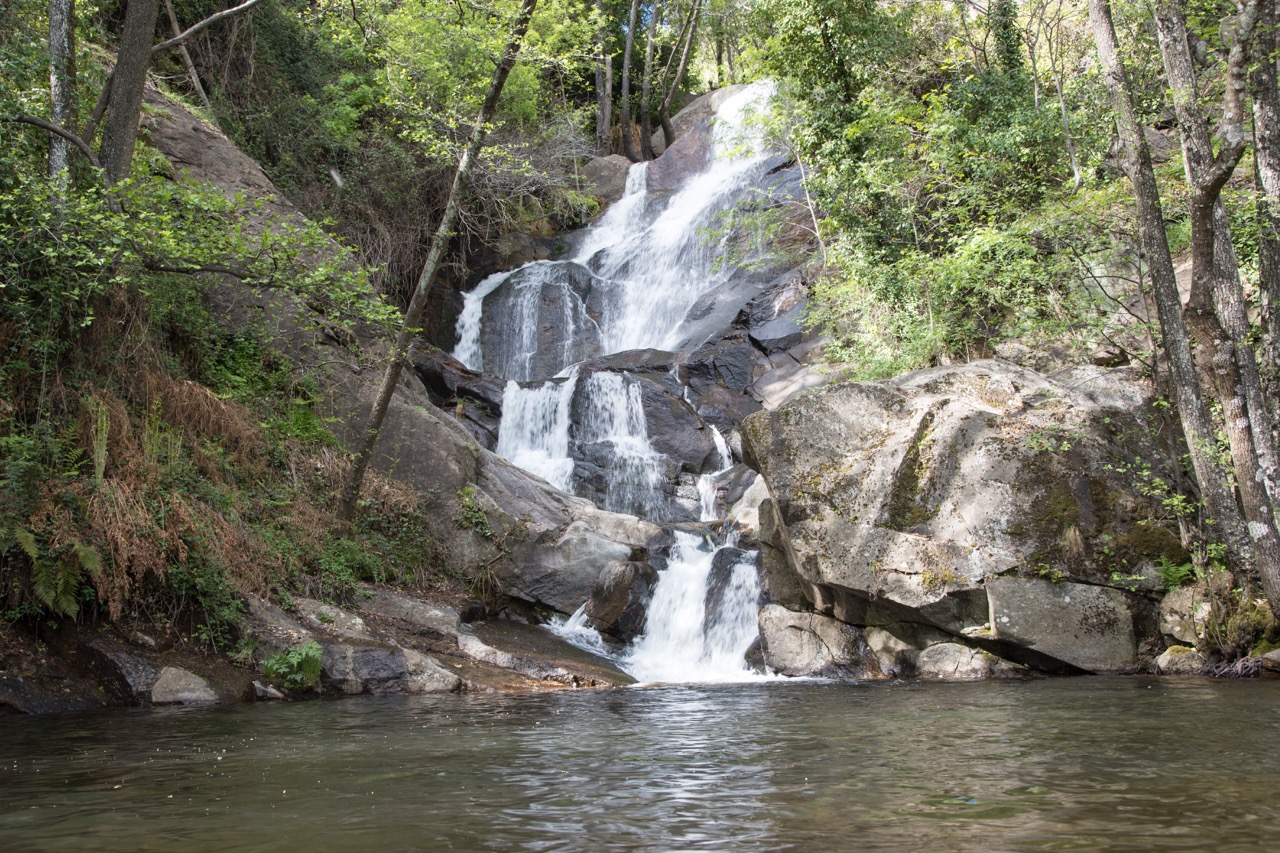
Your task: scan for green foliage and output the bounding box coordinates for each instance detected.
[455,485,494,538]
[262,640,323,690]
[746,0,1134,377]
[196,0,600,306]
[1156,555,1196,590]
[1,526,102,618]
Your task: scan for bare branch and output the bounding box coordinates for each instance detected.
[152,0,265,55]
[7,114,102,172]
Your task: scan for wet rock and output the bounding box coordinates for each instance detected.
[480,261,607,381]
[586,560,659,641]
[757,604,885,678]
[704,548,759,632]
[505,515,663,616]
[91,644,159,700]
[465,621,635,686]
[1155,645,1206,675]
[151,667,219,705]
[987,578,1137,673]
[916,643,1027,680]
[683,335,758,396]
[410,347,506,449]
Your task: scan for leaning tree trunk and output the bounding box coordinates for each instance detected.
[99,0,160,185]
[1151,0,1280,612]
[619,0,642,162]
[48,0,76,193]
[639,0,661,160]
[163,0,210,108]
[337,0,540,521]
[1087,0,1255,581]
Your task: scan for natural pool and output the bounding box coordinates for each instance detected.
[3,677,1279,851]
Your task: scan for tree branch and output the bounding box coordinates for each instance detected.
[7,115,102,172]
[151,0,265,55]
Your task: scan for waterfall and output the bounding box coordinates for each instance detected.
[467,83,780,683]
[453,81,777,380]
[622,534,762,683]
[697,425,733,521]
[579,372,665,518]
[494,369,578,492]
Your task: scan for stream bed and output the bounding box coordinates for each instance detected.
[3,677,1279,851]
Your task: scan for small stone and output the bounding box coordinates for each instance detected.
[129,631,158,649]
[1154,645,1206,675]
[253,680,285,701]
[150,667,218,705]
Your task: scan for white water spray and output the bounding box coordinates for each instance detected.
[495,369,578,492]
[623,533,763,683]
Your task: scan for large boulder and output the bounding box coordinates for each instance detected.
[757,604,885,678]
[580,154,634,203]
[743,360,1179,673]
[585,560,660,641]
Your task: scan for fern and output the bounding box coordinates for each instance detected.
[5,527,102,618]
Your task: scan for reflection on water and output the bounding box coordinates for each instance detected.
[3,678,1280,851]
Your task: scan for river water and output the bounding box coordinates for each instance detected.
[4,678,1279,851]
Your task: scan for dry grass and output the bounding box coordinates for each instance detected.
[137,368,262,462]
[310,446,419,516]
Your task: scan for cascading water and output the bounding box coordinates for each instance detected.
[621,534,762,683]
[452,81,778,379]
[494,369,578,492]
[463,83,780,682]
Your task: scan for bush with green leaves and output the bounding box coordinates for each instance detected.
[262,640,323,690]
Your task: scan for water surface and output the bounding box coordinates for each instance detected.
[3,678,1279,851]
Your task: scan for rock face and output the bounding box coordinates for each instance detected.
[757,604,884,678]
[915,643,1028,680]
[580,154,634,203]
[743,361,1179,673]
[480,262,608,382]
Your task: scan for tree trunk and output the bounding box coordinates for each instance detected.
[1087,0,1254,579]
[639,0,661,160]
[336,0,540,522]
[1252,0,1280,426]
[620,0,641,162]
[48,0,76,193]
[1150,0,1280,611]
[99,0,160,185]
[1045,17,1082,191]
[163,0,210,109]
[659,0,701,150]
[594,1,611,153]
